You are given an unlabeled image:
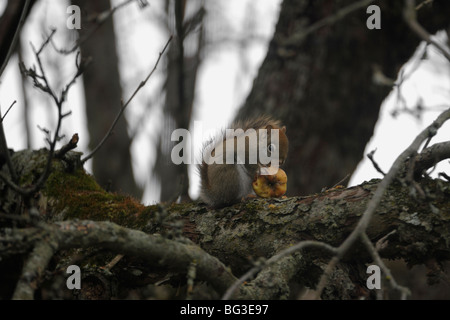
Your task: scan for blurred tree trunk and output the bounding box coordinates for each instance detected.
[155,0,204,202]
[72,0,142,199]
[0,0,35,69]
[236,0,450,196]
[0,0,35,170]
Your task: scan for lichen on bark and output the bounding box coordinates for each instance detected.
[1,148,450,299]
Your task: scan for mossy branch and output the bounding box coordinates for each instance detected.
[1,145,450,299]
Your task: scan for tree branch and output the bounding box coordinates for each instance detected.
[0,0,32,79]
[360,232,411,299]
[0,100,18,183]
[1,148,450,299]
[8,220,239,299]
[279,0,377,47]
[12,235,58,300]
[81,35,173,164]
[310,108,450,299]
[52,0,142,55]
[55,133,79,159]
[0,30,86,198]
[404,0,450,62]
[413,141,450,177]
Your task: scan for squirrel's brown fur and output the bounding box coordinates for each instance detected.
[199,115,288,208]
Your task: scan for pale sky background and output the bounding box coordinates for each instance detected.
[0,0,449,205]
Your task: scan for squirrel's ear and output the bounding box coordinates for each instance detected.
[265,124,274,130]
[281,126,286,133]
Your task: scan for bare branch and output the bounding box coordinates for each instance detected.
[221,108,450,299]
[7,220,239,299]
[52,0,141,55]
[0,100,17,122]
[55,133,79,159]
[81,35,173,164]
[367,149,386,176]
[304,108,450,299]
[404,0,450,62]
[0,31,86,198]
[0,100,18,183]
[222,240,338,300]
[12,236,58,300]
[345,108,450,242]
[414,141,450,177]
[415,0,434,11]
[279,0,377,47]
[361,232,411,299]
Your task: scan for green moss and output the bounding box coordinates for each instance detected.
[43,167,149,229]
[134,205,159,226]
[243,199,265,214]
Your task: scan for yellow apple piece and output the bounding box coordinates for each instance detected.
[252,167,287,198]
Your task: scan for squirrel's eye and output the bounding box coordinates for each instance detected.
[268,144,277,153]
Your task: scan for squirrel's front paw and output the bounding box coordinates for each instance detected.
[241,194,258,202]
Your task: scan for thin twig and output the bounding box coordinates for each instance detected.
[55,133,79,159]
[223,106,450,299]
[391,44,428,117]
[37,28,57,56]
[346,108,450,244]
[415,0,433,11]
[304,256,340,300]
[21,33,77,194]
[52,0,139,55]
[0,31,86,197]
[0,100,17,122]
[81,35,173,164]
[404,0,450,62]
[367,149,386,176]
[103,254,124,272]
[332,173,351,188]
[438,172,450,181]
[311,108,450,299]
[222,240,337,300]
[375,230,396,251]
[279,0,377,47]
[361,232,411,299]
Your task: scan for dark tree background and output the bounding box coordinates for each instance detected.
[72,0,142,198]
[237,0,450,196]
[2,0,449,204]
[154,0,204,202]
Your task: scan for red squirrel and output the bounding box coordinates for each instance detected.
[198,115,288,208]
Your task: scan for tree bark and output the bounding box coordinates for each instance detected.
[0,0,35,69]
[0,149,449,299]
